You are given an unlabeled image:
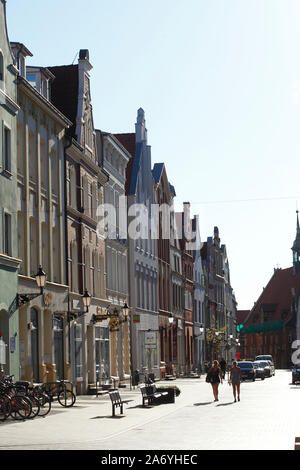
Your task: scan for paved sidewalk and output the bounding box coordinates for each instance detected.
[1,371,300,450]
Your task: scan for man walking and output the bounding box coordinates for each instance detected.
[219,358,227,379]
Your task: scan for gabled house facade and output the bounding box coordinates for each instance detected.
[96,129,131,385]
[12,42,71,384]
[152,163,173,376]
[170,187,185,376]
[0,0,21,379]
[49,50,109,393]
[125,108,160,380]
[192,215,206,372]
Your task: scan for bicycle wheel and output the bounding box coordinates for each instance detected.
[28,395,40,419]
[58,390,76,407]
[37,393,51,417]
[0,395,11,422]
[10,395,32,420]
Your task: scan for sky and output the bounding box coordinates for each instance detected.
[6,0,300,310]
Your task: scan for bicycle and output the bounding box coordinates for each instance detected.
[41,380,76,407]
[0,377,32,421]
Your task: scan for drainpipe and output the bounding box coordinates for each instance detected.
[63,135,73,373]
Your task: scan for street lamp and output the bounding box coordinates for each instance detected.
[168,313,174,325]
[17,265,47,307]
[67,289,92,322]
[82,289,91,313]
[121,303,129,321]
[35,266,46,293]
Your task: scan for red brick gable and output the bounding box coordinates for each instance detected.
[245,267,300,326]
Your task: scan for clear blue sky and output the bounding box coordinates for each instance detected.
[6,0,300,309]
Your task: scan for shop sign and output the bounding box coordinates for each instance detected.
[145,331,156,345]
[133,314,140,323]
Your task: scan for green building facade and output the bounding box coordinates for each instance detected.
[0,0,20,378]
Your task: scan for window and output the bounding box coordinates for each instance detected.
[26,73,36,88]
[3,126,11,173]
[0,52,3,83]
[74,324,83,379]
[4,213,12,256]
[30,308,39,382]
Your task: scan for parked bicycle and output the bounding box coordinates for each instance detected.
[0,377,32,421]
[41,380,76,407]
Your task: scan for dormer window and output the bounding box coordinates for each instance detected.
[25,67,53,101]
[19,55,25,78]
[26,72,37,88]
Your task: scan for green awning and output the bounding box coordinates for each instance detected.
[240,320,283,334]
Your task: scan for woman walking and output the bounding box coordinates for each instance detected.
[208,360,223,401]
[229,360,241,402]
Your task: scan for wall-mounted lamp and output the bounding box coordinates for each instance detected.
[17,266,47,308]
[67,289,92,322]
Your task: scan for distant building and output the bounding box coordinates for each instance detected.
[170,189,185,375]
[243,212,300,367]
[192,215,205,372]
[152,163,173,376]
[179,203,194,373]
[201,227,237,362]
[125,108,160,380]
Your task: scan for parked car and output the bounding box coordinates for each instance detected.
[253,361,265,380]
[255,355,274,367]
[292,365,300,384]
[237,361,256,381]
[267,360,275,376]
[255,360,273,377]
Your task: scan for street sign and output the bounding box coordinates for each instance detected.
[133,314,140,323]
[92,314,109,323]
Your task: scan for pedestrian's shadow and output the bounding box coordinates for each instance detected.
[90,415,126,419]
[216,402,235,406]
[193,402,213,406]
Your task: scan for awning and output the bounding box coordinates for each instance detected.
[240,320,283,334]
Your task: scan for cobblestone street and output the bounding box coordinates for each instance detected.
[0,370,299,451]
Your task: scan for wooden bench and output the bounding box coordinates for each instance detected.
[109,390,133,417]
[140,384,168,406]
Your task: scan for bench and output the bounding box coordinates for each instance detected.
[140,384,168,406]
[109,390,133,417]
